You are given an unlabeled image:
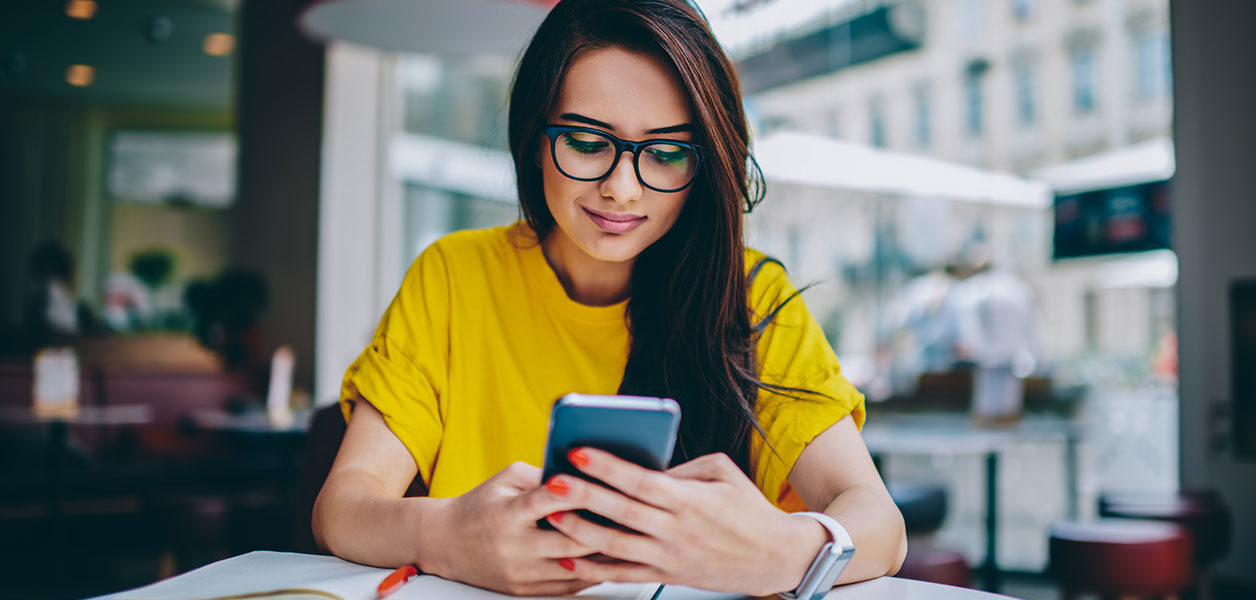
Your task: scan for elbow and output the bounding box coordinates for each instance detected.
[311,487,336,554]
[884,506,908,576]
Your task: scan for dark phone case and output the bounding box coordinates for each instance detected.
[537,395,680,530]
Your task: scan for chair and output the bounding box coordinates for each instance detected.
[890,482,972,588]
[1099,490,1231,600]
[1048,519,1193,600]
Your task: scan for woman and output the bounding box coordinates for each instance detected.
[312,0,906,596]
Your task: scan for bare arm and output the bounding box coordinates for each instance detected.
[312,399,600,596]
[311,399,446,567]
[787,415,908,583]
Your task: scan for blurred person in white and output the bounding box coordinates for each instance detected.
[313,0,906,597]
[21,240,97,350]
[950,245,1038,425]
[888,265,961,393]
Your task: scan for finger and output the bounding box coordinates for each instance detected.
[564,557,669,586]
[498,461,542,490]
[547,511,660,566]
[551,475,670,538]
[509,577,600,597]
[510,477,590,523]
[569,447,683,510]
[666,452,742,482]
[531,529,598,559]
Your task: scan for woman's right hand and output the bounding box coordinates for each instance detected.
[426,462,601,596]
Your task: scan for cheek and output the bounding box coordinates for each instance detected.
[652,192,690,231]
[540,157,580,215]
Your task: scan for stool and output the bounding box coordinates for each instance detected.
[889,482,948,536]
[1099,490,1231,599]
[897,548,972,588]
[1048,519,1194,600]
[889,483,972,588]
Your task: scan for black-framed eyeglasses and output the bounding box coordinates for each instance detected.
[543,124,702,193]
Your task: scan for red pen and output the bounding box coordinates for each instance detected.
[376,563,420,599]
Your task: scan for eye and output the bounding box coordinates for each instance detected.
[644,144,691,165]
[561,132,611,155]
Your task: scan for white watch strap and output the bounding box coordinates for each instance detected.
[794,512,855,551]
[778,512,856,600]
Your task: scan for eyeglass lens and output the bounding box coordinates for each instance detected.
[554,130,697,191]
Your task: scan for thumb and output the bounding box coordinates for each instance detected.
[667,452,741,482]
[497,461,543,490]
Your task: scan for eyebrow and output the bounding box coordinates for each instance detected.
[559,112,696,135]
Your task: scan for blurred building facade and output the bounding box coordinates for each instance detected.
[728,0,1172,173]
[706,0,1177,386]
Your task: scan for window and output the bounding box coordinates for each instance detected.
[827,109,843,139]
[1136,30,1172,100]
[964,70,985,137]
[869,97,887,148]
[1014,63,1037,125]
[961,0,985,40]
[913,85,932,148]
[1012,0,1034,22]
[1071,49,1097,113]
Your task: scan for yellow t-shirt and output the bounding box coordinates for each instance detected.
[340,222,864,510]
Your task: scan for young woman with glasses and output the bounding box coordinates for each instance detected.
[313,0,906,596]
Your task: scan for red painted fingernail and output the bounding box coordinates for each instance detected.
[559,558,575,572]
[546,477,569,496]
[568,448,590,468]
[548,511,565,524]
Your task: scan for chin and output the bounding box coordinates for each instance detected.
[576,232,651,263]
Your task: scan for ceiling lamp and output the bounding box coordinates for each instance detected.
[66,0,97,20]
[204,33,236,56]
[66,64,95,87]
[299,0,559,55]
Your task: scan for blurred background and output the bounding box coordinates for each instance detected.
[0,0,1253,598]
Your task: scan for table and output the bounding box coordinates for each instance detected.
[185,407,312,434]
[92,550,1019,600]
[0,404,154,519]
[659,578,1016,599]
[861,412,1084,593]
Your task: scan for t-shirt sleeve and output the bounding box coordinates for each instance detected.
[339,243,451,487]
[748,258,866,510]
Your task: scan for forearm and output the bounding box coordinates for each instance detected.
[312,468,451,571]
[821,483,907,583]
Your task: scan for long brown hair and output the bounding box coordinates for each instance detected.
[508,0,794,474]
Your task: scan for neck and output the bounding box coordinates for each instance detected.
[540,229,634,306]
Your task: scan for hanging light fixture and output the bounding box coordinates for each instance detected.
[299,0,559,55]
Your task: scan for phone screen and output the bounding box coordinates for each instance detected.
[538,394,680,529]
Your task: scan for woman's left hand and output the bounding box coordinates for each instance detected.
[544,448,828,596]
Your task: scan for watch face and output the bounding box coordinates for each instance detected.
[792,543,855,600]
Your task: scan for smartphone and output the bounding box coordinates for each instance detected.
[538,393,681,529]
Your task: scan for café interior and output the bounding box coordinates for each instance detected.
[0,1,1253,599]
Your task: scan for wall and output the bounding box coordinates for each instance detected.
[0,101,230,336]
[110,203,231,282]
[233,0,325,392]
[1171,0,1256,585]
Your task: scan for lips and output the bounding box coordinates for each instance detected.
[582,207,647,234]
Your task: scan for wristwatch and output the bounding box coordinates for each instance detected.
[778,512,856,600]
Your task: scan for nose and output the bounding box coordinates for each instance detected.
[599,150,642,205]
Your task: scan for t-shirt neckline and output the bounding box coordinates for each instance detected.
[514,223,629,324]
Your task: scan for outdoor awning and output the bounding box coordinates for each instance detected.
[1030,137,1175,195]
[753,130,1052,208]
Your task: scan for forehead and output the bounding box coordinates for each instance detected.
[555,46,694,135]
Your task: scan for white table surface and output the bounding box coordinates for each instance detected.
[660,577,1017,599]
[93,551,1020,600]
